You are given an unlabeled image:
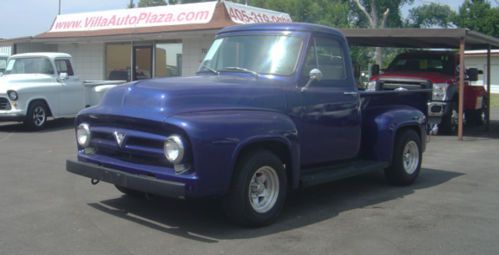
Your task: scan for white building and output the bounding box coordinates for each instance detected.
[0,1,291,81]
[465,49,499,94]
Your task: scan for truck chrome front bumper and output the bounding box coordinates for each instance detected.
[0,110,25,122]
[66,160,186,199]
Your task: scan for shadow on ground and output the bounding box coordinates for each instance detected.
[88,167,462,243]
[460,119,499,139]
[0,118,74,133]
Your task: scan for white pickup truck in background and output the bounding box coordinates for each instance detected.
[0,53,7,74]
[0,52,125,129]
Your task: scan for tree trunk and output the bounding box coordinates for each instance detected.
[375,47,382,66]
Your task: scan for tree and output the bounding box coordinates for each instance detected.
[138,0,167,7]
[452,0,499,37]
[407,3,455,28]
[351,0,413,65]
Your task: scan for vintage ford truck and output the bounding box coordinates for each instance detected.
[66,23,430,226]
[368,51,486,134]
[0,52,124,129]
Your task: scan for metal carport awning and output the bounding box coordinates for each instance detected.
[340,28,499,140]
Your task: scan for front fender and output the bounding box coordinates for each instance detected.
[362,105,426,163]
[167,110,299,197]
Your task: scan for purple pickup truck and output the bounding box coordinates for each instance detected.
[67,23,430,226]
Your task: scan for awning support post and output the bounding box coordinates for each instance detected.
[486,44,491,131]
[458,37,465,140]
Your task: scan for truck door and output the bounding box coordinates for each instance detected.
[55,58,85,115]
[297,35,361,166]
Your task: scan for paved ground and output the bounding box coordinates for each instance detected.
[1,111,499,255]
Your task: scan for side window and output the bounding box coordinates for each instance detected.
[303,36,346,82]
[55,59,74,76]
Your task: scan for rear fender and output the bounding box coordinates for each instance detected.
[362,106,426,162]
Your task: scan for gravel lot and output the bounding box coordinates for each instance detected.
[1,111,498,255]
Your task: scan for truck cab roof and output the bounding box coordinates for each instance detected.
[10,52,72,60]
[218,22,345,37]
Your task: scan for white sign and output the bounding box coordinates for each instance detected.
[224,1,292,24]
[50,2,218,32]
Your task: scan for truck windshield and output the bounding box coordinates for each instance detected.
[199,35,303,76]
[4,57,55,75]
[386,54,454,75]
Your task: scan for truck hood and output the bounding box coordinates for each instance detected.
[88,75,288,120]
[372,71,453,83]
[0,74,56,93]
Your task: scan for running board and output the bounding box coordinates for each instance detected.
[300,161,389,187]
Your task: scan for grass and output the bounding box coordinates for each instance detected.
[491,94,499,108]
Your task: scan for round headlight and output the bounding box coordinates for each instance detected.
[7,90,18,101]
[76,123,91,147]
[164,135,185,164]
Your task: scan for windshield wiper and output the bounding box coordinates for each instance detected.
[197,64,219,75]
[220,67,259,78]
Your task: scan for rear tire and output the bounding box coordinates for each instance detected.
[24,101,49,130]
[224,150,287,227]
[385,129,422,186]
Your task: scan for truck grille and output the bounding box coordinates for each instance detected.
[377,78,432,91]
[88,126,172,168]
[0,97,11,110]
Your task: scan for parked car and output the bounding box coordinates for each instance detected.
[0,53,8,74]
[66,23,431,226]
[0,52,125,129]
[368,51,486,134]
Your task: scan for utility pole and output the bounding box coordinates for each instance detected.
[58,0,61,14]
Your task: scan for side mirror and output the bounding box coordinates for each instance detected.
[58,72,68,81]
[466,68,479,82]
[309,68,323,81]
[371,64,380,76]
[301,68,323,92]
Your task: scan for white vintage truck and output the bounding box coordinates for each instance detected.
[0,53,7,74]
[0,52,125,129]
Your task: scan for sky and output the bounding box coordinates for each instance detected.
[0,0,497,39]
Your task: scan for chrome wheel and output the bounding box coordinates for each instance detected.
[32,106,46,127]
[248,166,279,213]
[402,141,419,175]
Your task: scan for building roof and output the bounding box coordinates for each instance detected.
[341,28,499,50]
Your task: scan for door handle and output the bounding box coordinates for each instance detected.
[343,91,358,96]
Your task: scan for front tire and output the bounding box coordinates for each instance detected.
[24,101,48,130]
[385,129,422,186]
[224,150,287,227]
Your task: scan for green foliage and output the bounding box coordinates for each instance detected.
[138,0,167,7]
[407,3,455,28]
[452,0,499,37]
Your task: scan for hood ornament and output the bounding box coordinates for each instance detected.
[113,131,126,148]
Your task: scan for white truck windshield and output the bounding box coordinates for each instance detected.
[5,57,55,75]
